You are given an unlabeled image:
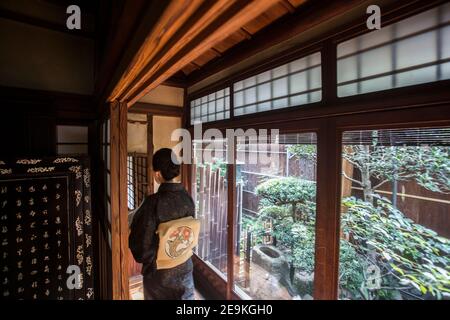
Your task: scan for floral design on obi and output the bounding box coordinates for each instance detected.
[165,226,194,259]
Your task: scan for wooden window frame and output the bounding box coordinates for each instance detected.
[184,1,450,300]
[101,0,450,300]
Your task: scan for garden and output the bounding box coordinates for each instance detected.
[234,131,450,300]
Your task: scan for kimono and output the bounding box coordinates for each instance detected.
[129,182,196,300]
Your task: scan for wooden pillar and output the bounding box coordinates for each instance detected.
[314,120,341,300]
[110,100,130,300]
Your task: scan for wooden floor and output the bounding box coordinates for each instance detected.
[129,275,205,300]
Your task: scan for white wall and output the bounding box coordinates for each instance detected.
[138,85,184,107]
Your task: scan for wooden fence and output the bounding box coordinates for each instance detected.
[192,164,241,274]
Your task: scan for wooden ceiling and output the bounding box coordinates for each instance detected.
[181,0,307,76]
[106,0,310,106]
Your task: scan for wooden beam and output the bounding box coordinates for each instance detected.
[186,0,364,86]
[108,0,280,106]
[95,0,164,109]
[0,8,94,39]
[129,102,184,117]
[239,27,252,40]
[108,0,208,102]
[162,72,188,88]
[110,100,129,300]
[280,0,297,13]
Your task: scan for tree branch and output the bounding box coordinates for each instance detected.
[373,179,389,190]
[342,172,363,186]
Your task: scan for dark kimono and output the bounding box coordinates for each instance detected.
[129,183,195,300]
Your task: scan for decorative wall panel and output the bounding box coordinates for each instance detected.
[0,157,94,300]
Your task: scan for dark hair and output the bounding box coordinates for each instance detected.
[152,148,180,181]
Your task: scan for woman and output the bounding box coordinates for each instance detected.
[129,148,195,300]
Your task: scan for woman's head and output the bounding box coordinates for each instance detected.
[152,148,180,183]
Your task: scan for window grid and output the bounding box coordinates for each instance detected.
[127,154,148,210]
[190,88,231,124]
[337,4,450,97]
[188,3,449,124]
[233,52,322,116]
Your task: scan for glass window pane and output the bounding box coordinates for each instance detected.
[360,25,393,50]
[234,81,243,91]
[257,71,271,83]
[396,66,437,87]
[338,38,358,58]
[201,103,208,116]
[338,83,358,97]
[243,76,256,88]
[244,87,257,105]
[107,172,111,198]
[337,3,449,97]
[441,62,450,80]
[106,119,110,143]
[234,132,318,300]
[309,52,321,66]
[339,127,450,300]
[233,52,321,116]
[360,75,393,94]
[225,96,230,110]
[396,31,437,69]
[290,57,308,72]
[273,97,288,110]
[208,101,215,115]
[107,201,111,224]
[309,91,322,103]
[235,107,244,116]
[107,145,110,171]
[257,83,271,101]
[337,56,358,83]
[273,64,288,78]
[216,98,224,112]
[216,112,224,121]
[257,101,271,112]
[309,66,322,90]
[243,104,256,114]
[360,46,392,77]
[442,26,450,59]
[290,93,308,106]
[273,77,288,98]
[235,91,244,108]
[396,8,438,38]
[101,122,106,145]
[290,72,307,94]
